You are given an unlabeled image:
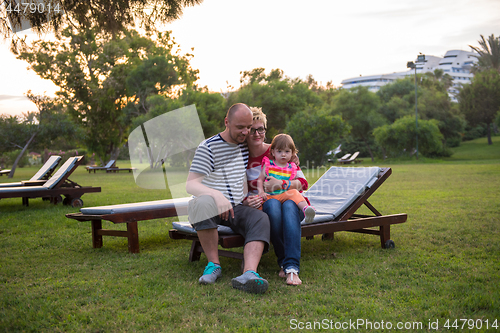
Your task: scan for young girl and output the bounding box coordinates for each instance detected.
[257,134,316,224]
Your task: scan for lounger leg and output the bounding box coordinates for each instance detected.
[189,240,203,262]
[380,225,390,248]
[322,233,334,240]
[127,221,139,254]
[91,219,103,249]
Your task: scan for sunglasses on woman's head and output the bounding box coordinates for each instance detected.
[250,127,266,135]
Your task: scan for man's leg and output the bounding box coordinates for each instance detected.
[242,240,265,272]
[229,205,270,293]
[196,228,220,265]
[188,195,223,284]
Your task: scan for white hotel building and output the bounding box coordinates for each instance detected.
[340,50,478,102]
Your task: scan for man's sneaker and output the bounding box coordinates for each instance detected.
[199,262,221,284]
[231,270,269,294]
[303,206,316,224]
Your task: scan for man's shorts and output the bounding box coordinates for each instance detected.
[188,195,270,251]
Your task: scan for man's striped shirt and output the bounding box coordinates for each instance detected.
[189,134,249,205]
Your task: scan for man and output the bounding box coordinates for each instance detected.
[186,103,270,294]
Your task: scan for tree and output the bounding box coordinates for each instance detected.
[377,75,464,148]
[2,0,203,48]
[18,27,198,162]
[469,34,500,73]
[373,116,444,158]
[332,86,386,162]
[229,68,324,138]
[286,106,347,166]
[0,92,79,177]
[458,69,500,145]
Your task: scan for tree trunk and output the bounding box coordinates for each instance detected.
[362,136,375,162]
[8,132,37,178]
[487,123,493,145]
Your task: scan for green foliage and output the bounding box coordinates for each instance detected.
[377,74,465,148]
[469,34,500,73]
[374,115,446,158]
[377,77,415,104]
[228,69,323,138]
[459,69,500,144]
[18,27,199,162]
[3,0,204,44]
[179,88,227,138]
[1,149,29,167]
[332,86,385,161]
[285,106,348,166]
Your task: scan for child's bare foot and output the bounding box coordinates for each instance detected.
[286,272,302,286]
[278,268,286,278]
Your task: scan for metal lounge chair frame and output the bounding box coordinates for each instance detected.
[0,156,101,207]
[65,167,406,256]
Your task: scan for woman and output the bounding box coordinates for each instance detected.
[244,107,309,286]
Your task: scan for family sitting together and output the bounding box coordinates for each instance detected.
[186,103,315,294]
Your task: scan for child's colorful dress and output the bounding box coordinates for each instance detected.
[261,156,305,205]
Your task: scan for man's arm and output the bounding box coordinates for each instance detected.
[186,172,234,220]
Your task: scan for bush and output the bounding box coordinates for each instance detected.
[374,116,447,158]
[2,150,29,168]
[463,123,488,141]
[117,145,130,160]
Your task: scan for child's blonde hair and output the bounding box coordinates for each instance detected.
[270,134,298,160]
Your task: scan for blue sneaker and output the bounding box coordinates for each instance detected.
[199,262,222,284]
[231,270,269,294]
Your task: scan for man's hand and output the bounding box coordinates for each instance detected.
[212,190,234,221]
[186,171,234,220]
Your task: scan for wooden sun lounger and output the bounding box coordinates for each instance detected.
[338,151,360,164]
[85,160,116,173]
[105,167,137,173]
[0,168,11,176]
[66,167,407,257]
[0,156,101,207]
[0,155,61,188]
[170,167,406,261]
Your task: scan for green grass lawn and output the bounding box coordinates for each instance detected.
[1,139,499,332]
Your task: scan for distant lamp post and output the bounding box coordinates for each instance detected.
[406,54,424,160]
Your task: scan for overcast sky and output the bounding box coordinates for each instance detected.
[1,0,499,116]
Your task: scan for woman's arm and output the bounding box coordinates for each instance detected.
[263,177,304,192]
[256,168,268,199]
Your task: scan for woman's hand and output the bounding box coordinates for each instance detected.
[245,195,263,209]
[263,176,282,193]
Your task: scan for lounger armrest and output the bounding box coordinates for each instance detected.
[22,180,47,186]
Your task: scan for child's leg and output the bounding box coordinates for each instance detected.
[297,200,308,211]
[283,190,316,224]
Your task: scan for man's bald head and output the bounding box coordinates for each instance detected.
[226,103,252,122]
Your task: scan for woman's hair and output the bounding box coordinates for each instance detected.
[270,134,298,159]
[249,106,267,128]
